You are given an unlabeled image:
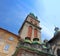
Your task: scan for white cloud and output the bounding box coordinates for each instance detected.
[40,24,54,40]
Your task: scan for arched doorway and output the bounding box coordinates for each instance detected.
[57,49,60,56]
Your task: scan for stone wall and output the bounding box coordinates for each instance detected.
[49,37,60,56]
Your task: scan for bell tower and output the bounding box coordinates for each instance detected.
[18,13,41,42]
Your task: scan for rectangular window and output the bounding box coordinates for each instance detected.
[27,26,32,38]
[4,44,10,51]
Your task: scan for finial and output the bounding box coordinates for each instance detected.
[29,12,38,19]
[54,27,59,32]
[44,39,48,43]
[29,13,35,17]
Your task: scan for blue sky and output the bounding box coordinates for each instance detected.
[0,0,60,41]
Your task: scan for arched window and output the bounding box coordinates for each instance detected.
[34,29,38,38]
[57,49,60,56]
[27,26,32,38]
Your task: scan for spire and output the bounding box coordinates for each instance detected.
[54,27,60,36]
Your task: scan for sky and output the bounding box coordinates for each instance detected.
[0,0,60,41]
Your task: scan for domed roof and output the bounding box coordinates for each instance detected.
[24,39,32,43]
[24,37,31,43]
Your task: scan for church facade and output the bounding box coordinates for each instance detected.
[18,13,41,42]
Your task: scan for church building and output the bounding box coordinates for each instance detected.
[0,13,55,56]
[13,13,54,56]
[48,27,60,56]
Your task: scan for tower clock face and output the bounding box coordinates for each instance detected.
[8,37,14,41]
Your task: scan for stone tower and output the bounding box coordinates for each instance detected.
[18,13,41,42]
[13,13,54,56]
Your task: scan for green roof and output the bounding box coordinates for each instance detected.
[43,45,47,49]
[32,41,42,44]
[24,39,32,43]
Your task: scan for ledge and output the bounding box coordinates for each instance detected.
[20,46,54,56]
[32,41,40,44]
[12,45,54,56]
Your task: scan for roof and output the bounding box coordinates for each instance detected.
[0,28,20,39]
[48,31,60,43]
